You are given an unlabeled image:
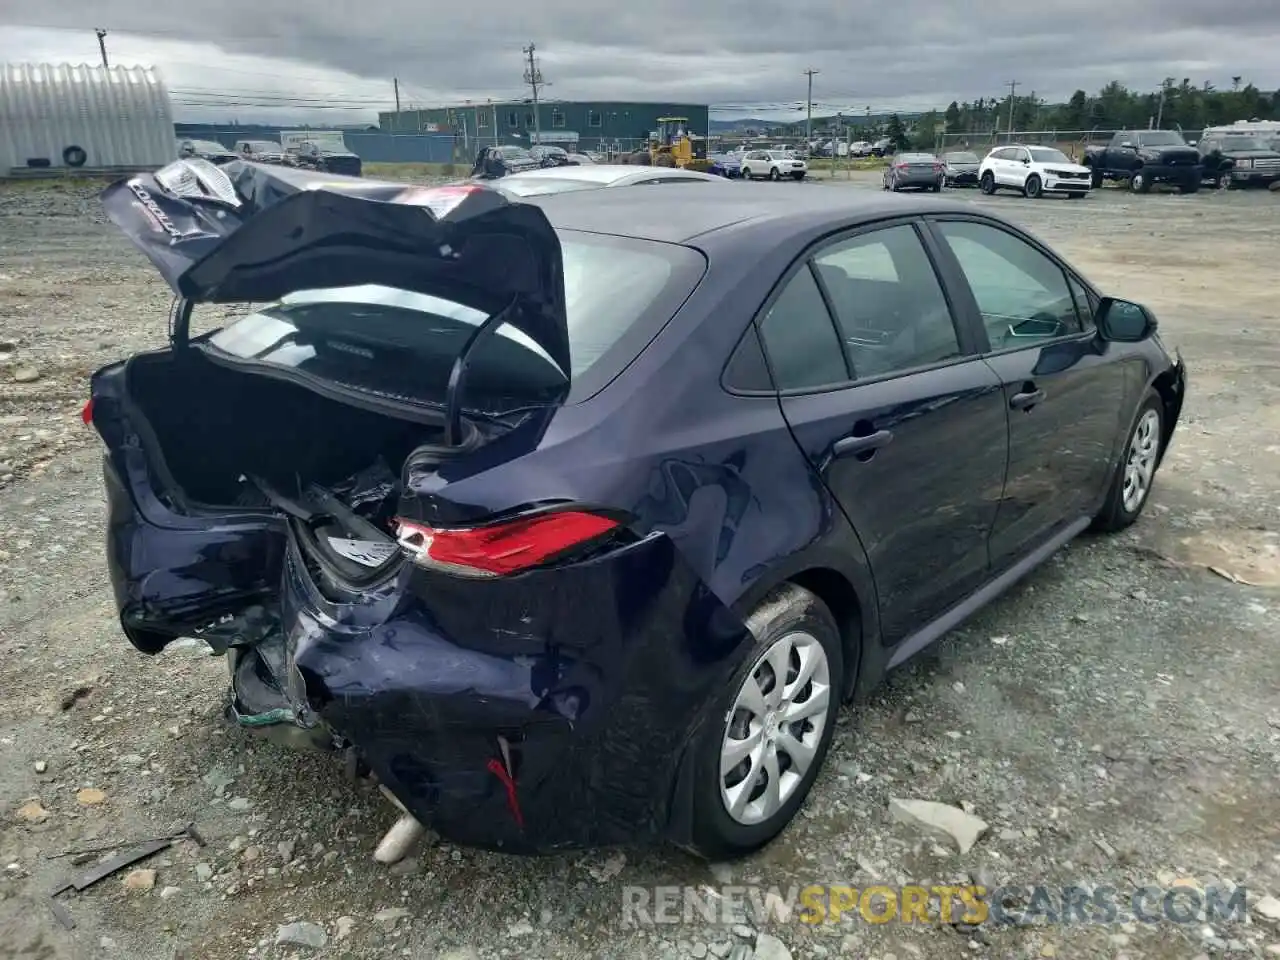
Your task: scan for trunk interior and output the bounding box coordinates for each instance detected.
[127,349,439,510]
[125,349,451,583]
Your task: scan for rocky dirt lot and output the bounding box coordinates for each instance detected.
[1,175,1278,960]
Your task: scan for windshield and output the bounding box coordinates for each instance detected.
[203,231,705,411]
[945,152,979,163]
[1029,148,1071,163]
[1134,132,1185,146]
[1221,137,1264,151]
[187,140,227,152]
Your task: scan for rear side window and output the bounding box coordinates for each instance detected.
[756,267,847,389]
[205,232,705,410]
[813,225,962,378]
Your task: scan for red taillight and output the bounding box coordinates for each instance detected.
[395,511,619,577]
[895,162,909,171]
[80,399,94,424]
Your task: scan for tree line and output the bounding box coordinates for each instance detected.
[867,79,1279,151]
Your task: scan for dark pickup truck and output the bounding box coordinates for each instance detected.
[1197,134,1280,189]
[1082,130,1202,193]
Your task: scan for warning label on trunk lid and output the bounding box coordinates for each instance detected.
[326,537,398,567]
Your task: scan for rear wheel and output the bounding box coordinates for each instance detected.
[687,583,844,860]
[980,171,996,195]
[769,167,781,181]
[1093,392,1164,533]
[1024,174,1042,198]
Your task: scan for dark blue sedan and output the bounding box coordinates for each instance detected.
[708,152,744,178]
[90,160,1185,860]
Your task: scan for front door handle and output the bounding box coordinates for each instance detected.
[1010,387,1046,410]
[833,429,893,458]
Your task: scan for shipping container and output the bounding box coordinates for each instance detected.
[0,62,175,175]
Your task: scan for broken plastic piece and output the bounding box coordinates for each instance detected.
[486,757,525,830]
[374,812,427,865]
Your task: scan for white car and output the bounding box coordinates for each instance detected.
[489,164,726,197]
[978,144,1093,199]
[741,150,808,181]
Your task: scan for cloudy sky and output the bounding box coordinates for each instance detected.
[1,2,1277,122]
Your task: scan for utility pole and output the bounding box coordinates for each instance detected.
[95,29,109,68]
[522,43,545,146]
[1155,83,1167,128]
[1005,80,1019,135]
[803,68,820,147]
[393,77,400,114]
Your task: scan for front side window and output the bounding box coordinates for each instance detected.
[813,225,962,378]
[756,267,847,390]
[934,220,1083,350]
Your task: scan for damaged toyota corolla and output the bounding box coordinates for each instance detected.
[89,158,1185,860]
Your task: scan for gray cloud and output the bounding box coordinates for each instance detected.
[2,0,1277,121]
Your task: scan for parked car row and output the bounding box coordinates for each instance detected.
[892,132,1279,202]
[1082,127,1280,193]
[176,138,364,177]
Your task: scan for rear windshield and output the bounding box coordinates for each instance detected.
[203,230,705,412]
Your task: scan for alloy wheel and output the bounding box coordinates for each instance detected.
[1122,408,1161,513]
[719,630,832,826]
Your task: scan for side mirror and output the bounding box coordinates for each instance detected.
[1119,141,1134,149]
[1096,297,1157,342]
[1186,139,1198,146]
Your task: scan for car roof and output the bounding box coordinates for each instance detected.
[504,164,721,186]
[528,184,979,244]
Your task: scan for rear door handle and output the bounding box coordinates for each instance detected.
[833,429,893,458]
[1010,388,1046,410]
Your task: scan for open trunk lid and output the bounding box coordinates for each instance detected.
[100,158,571,376]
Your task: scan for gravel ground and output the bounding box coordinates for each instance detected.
[2,174,1279,960]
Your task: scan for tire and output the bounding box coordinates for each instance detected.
[793,172,806,181]
[741,167,751,180]
[1067,191,1087,199]
[980,171,996,195]
[1092,391,1164,533]
[931,183,942,192]
[1090,169,1104,189]
[1179,178,1200,194]
[1024,174,1042,199]
[62,145,87,167]
[1129,170,1152,194]
[687,583,845,860]
[769,167,781,182]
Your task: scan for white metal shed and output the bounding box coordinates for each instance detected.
[0,63,175,175]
